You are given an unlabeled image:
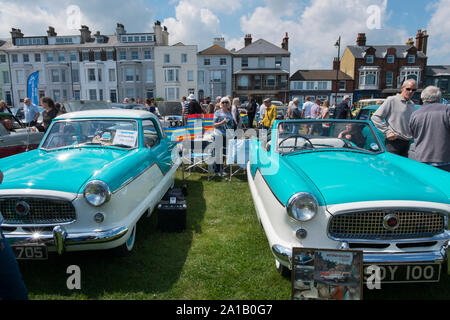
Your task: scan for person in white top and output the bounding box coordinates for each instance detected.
[301,97,315,119]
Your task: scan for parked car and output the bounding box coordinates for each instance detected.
[247,119,450,282]
[61,100,113,113]
[319,271,350,282]
[352,99,386,117]
[0,112,44,158]
[0,109,180,259]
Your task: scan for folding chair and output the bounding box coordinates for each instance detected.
[225,138,250,182]
[181,114,214,180]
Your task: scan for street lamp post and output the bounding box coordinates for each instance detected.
[334,36,341,106]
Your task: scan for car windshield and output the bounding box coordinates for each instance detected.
[276,120,383,154]
[41,119,139,150]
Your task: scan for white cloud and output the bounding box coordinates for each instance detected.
[235,0,410,71]
[162,0,221,49]
[169,0,242,13]
[426,0,450,65]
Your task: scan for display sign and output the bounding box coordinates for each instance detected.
[113,130,138,147]
[292,248,363,300]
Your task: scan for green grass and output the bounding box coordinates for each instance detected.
[18,170,450,300]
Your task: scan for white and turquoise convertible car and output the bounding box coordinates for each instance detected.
[248,119,450,283]
[0,109,180,258]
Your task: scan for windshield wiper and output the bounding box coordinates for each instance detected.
[111,144,132,148]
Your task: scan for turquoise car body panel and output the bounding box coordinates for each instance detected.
[249,119,450,208]
[0,115,175,194]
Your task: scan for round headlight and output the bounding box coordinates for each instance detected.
[83,180,111,207]
[287,192,318,222]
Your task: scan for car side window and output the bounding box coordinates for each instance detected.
[142,119,160,149]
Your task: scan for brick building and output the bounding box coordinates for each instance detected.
[340,31,428,102]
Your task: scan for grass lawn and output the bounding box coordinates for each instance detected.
[18,170,450,300]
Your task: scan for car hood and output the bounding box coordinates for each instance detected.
[0,148,129,194]
[284,151,448,206]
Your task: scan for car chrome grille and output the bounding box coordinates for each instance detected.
[0,197,76,225]
[328,210,446,240]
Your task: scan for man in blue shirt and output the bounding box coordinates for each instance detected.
[0,212,29,300]
[23,98,40,127]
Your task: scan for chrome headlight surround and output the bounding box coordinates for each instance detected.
[287,192,318,222]
[83,180,111,207]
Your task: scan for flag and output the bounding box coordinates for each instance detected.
[27,71,40,106]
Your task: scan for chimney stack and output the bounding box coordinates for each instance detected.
[213,37,225,48]
[281,32,289,50]
[356,33,366,46]
[415,29,423,51]
[421,30,428,55]
[79,25,92,43]
[116,23,126,36]
[162,26,169,46]
[406,38,414,46]
[244,34,252,47]
[332,57,340,70]
[10,28,24,42]
[47,26,57,37]
[153,21,163,45]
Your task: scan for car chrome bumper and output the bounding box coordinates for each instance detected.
[4,225,129,255]
[272,240,450,268]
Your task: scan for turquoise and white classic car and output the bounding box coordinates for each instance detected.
[247,119,450,283]
[0,109,180,258]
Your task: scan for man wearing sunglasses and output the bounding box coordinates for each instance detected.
[372,79,417,157]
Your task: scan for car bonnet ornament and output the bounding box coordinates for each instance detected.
[383,214,400,231]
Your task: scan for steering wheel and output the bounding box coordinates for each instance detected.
[278,134,315,151]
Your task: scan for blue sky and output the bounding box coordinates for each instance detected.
[0,0,448,71]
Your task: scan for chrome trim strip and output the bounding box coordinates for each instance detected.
[5,226,129,252]
[112,162,160,194]
[327,230,450,244]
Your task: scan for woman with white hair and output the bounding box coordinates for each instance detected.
[212,97,234,177]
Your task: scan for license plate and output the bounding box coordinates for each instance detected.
[12,245,48,260]
[363,263,441,283]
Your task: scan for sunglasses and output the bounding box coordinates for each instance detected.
[221,101,229,104]
[405,88,417,92]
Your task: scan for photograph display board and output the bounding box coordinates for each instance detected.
[292,248,363,300]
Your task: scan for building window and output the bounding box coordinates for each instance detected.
[238,75,248,88]
[94,51,101,61]
[146,69,153,83]
[210,70,222,82]
[53,90,61,102]
[131,50,139,60]
[408,55,416,64]
[164,68,179,82]
[181,54,187,64]
[317,81,328,90]
[241,56,248,68]
[144,50,152,60]
[366,55,374,64]
[280,76,287,89]
[34,53,41,62]
[220,58,226,66]
[198,71,204,85]
[125,68,134,82]
[110,89,117,103]
[74,90,81,100]
[119,50,126,60]
[258,57,265,68]
[204,58,210,66]
[146,89,154,99]
[109,69,116,82]
[11,54,18,63]
[70,52,77,61]
[16,70,24,84]
[0,55,6,63]
[89,89,97,100]
[359,70,378,87]
[107,51,114,60]
[51,70,60,83]
[82,52,89,61]
[2,71,10,84]
[88,68,96,81]
[23,54,29,63]
[339,80,346,91]
[58,52,65,62]
[387,55,395,64]
[99,89,103,101]
[72,69,80,83]
[164,54,170,64]
[386,72,394,87]
[165,87,179,101]
[265,75,276,87]
[254,75,261,89]
[292,81,303,90]
[275,56,282,68]
[306,81,314,90]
